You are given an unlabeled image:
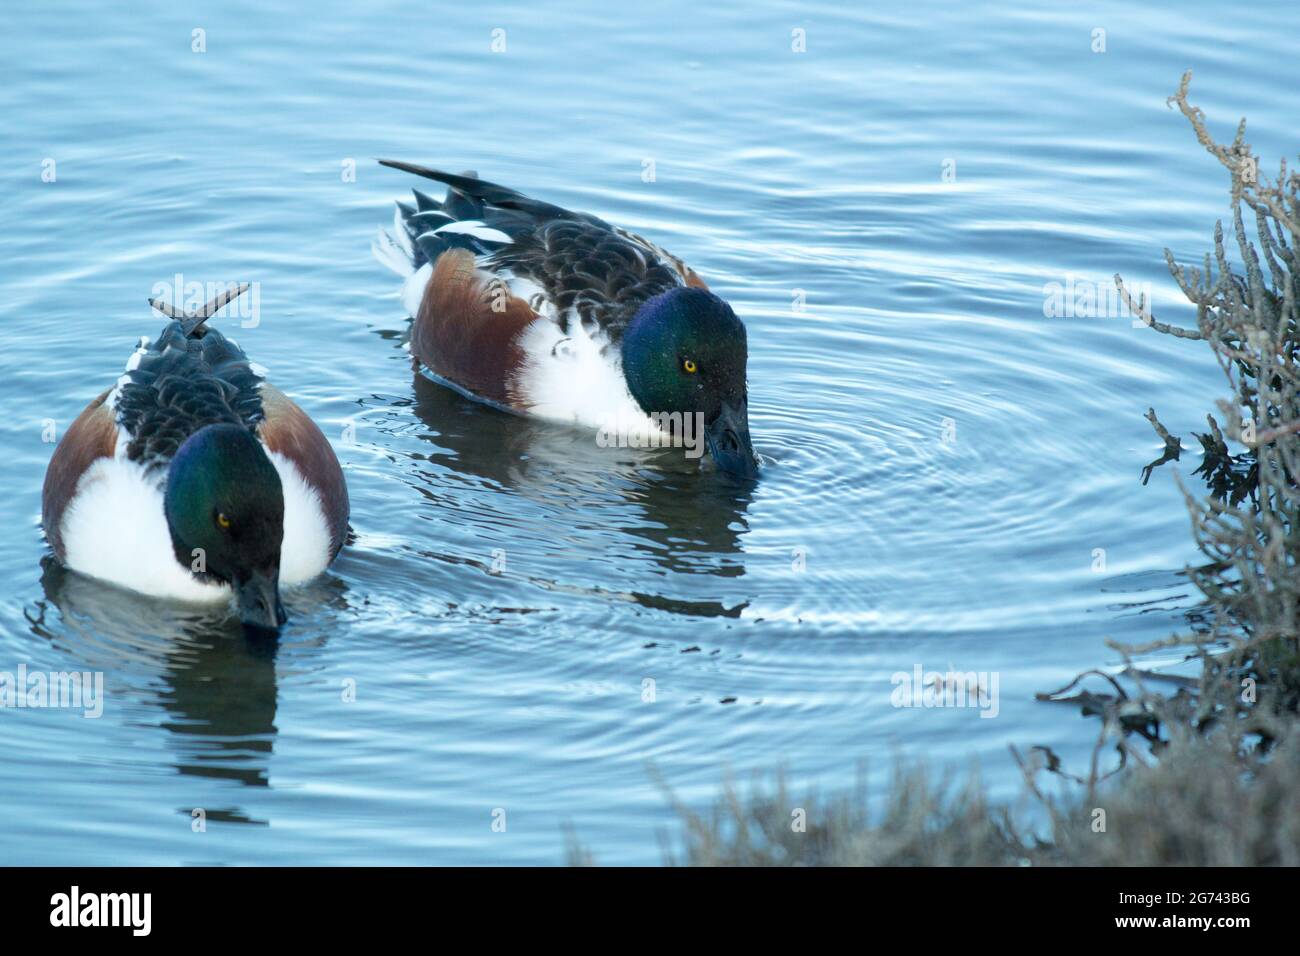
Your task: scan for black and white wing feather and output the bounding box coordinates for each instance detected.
[377,161,705,341]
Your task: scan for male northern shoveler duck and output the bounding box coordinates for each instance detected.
[41,286,349,630]
[373,161,759,477]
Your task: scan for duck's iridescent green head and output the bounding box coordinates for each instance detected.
[164,423,287,630]
[622,287,758,477]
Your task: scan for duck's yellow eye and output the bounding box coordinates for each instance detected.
[683,359,697,374]
[216,512,231,530]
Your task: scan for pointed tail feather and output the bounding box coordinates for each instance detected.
[376,162,520,278]
[147,282,250,337]
[377,160,517,206]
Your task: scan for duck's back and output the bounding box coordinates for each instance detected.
[374,162,708,429]
[114,320,264,466]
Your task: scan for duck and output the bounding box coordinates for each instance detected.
[41,285,349,630]
[373,161,758,477]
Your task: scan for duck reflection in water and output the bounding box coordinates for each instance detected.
[386,368,756,616]
[33,557,344,815]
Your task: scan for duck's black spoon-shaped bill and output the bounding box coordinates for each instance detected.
[705,398,758,479]
[148,283,250,335]
[237,569,287,632]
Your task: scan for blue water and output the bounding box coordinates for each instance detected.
[1,1,1296,864]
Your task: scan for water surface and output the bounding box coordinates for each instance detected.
[1,1,1296,863]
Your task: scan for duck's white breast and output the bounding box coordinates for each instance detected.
[59,446,333,602]
[512,314,662,439]
[265,449,333,586]
[60,455,227,603]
